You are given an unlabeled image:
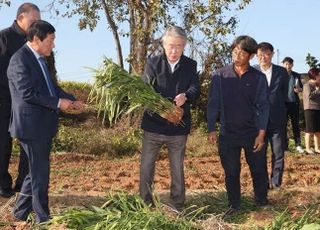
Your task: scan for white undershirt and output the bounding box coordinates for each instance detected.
[169,59,179,73]
[260,64,273,86]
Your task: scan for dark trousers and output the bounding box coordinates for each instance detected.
[0,103,28,191]
[286,102,301,147]
[139,131,187,208]
[14,138,51,223]
[264,127,286,187]
[218,135,268,209]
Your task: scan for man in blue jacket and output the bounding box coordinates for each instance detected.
[207,35,270,218]
[7,20,84,223]
[139,25,200,211]
[256,42,289,190]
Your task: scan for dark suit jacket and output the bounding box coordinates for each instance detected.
[290,71,303,103]
[255,64,289,128]
[7,44,74,140]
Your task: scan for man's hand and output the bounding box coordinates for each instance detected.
[59,99,74,111]
[174,93,187,107]
[71,100,86,111]
[293,87,302,93]
[253,130,266,152]
[208,131,217,144]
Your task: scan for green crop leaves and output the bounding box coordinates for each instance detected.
[48,192,200,230]
[88,58,175,126]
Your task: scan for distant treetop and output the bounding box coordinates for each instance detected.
[306,53,320,69]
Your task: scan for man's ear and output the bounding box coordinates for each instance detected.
[33,35,40,42]
[17,14,24,23]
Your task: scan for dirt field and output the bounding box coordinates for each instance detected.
[1,151,320,229]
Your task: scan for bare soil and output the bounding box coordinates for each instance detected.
[1,151,320,229]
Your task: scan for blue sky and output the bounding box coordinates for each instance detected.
[1,0,319,83]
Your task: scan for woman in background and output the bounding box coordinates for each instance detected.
[303,68,320,154]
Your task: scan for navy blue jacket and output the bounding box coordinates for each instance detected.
[255,64,289,129]
[207,64,270,138]
[7,44,75,140]
[141,54,200,135]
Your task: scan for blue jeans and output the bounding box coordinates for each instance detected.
[139,131,187,208]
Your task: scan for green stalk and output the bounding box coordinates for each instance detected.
[88,58,176,125]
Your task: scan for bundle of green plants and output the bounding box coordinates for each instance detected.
[47,192,200,230]
[87,58,183,125]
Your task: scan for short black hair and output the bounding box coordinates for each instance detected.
[257,42,274,52]
[282,57,294,64]
[16,3,40,19]
[230,35,258,55]
[26,20,55,42]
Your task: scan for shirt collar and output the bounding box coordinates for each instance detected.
[26,42,42,60]
[12,20,26,37]
[261,64,273,74]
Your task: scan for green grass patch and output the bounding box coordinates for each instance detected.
[46,192,201,230]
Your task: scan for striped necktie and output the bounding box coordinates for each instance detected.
[38,57,56,97]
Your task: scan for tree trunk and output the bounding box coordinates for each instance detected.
[128,0,153,75]
[101,0,124,68]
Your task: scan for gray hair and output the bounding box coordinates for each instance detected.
[161,25,187,44]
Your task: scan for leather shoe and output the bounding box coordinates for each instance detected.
[255,198,269,207]
[13,185,22,193]
[0,187,15,198]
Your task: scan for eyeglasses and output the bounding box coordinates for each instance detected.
[257,52,273,58]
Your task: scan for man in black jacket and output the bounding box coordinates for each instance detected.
[207,35,270,218]
[282,57,304,153]
[0,3,40,197]
[139,25,200,211]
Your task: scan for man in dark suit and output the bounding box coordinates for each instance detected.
[139,25,200,211]
[282,57,304,153]
[0,2,40,197]
[7,20,84,223]
[256,42,289,189]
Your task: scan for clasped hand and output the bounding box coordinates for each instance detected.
[60,99,86,112]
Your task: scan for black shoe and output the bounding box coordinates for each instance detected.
[0,187,15,198]
[13,185,22,193]
[222,206,239,220]
[255,198,269,207]
[270,183,281,190]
